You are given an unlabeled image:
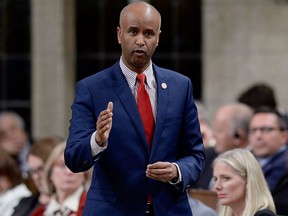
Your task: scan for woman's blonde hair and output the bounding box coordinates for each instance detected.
[213,148,276,216]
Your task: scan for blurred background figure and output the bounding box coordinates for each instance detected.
[193,103,253,189]
[195,100,216,149]
[212,103,253,154]
[237,83,277,110]
[0,111,31,178]
[0,148,31,216]
[248,106,288,215]
[237,82,288,126]
[249,107,288,191]
[31,142,89,216]
[12,136,63,216]
[213,148,276,216]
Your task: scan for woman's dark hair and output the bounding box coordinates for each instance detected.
[238,83,277,109]
[0,148,22,187]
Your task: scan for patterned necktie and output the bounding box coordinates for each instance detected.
[55,207,76,216]
[137,73,155,146]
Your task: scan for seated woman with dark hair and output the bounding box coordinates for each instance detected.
[0,148,31,216]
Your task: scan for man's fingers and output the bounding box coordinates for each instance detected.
[147,161,169,169]
[95,102,113,145]
[97,104,113,126]
[146,162,177,182]
[97,118,112,131]
[107,101,113,112]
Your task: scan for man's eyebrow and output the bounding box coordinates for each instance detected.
[128,26,138,29]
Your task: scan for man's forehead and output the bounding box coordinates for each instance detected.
[252,113,277,121]
[120,4,160,27]
[123,11,158,24]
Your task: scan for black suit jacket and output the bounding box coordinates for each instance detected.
[192,147,218,189]
[272,172,288,215]
[254,209,276,216]
[12,194,39,216]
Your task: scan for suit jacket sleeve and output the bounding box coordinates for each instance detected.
[65,80,98,172]
[171,77,205,190]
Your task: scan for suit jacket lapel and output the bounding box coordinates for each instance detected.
[111,63,149,154]
[150,65,168,158]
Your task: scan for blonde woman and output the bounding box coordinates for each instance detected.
[12,136,63,216]
[213,148,276,216]
[31,142,90,216]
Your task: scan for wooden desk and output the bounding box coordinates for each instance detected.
[188,189,218,210]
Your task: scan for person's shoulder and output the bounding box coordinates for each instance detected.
[204,147,217,157]
[283,145,288,155]
[11,194,39,216]
[254,209,276,216]
[16,194,39,205]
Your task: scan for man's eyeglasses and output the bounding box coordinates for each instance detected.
[248,126,283,135]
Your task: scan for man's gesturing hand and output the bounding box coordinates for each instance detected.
[146,161,178,182]
[95,102,113,146]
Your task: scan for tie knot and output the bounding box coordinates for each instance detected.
[137,73,146,84]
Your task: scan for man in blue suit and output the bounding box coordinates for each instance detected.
[249,107,288,192]
[65,2,205,215]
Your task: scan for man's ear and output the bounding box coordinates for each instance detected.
[234,131,240,139]
[117,27,121,44]
[156,30,161,47]
[233,129,247,143]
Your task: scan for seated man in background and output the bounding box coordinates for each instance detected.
[249,106,288,191]
[195,100,216,149]
[193,103,253,189]
[248,106,288,215]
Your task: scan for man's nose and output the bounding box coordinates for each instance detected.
[136,35,145,46]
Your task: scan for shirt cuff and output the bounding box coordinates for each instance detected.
[90,131,108,158]
[169,162,182,185]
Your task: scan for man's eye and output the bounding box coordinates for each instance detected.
[128,29,137,35]
[145,32,154,37]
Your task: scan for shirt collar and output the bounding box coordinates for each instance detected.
[257,145,287,167]
[45,186,84,215]
[119,57,154,89]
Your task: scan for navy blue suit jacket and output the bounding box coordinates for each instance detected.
[261,146,288,192]
[65,62,205,216]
